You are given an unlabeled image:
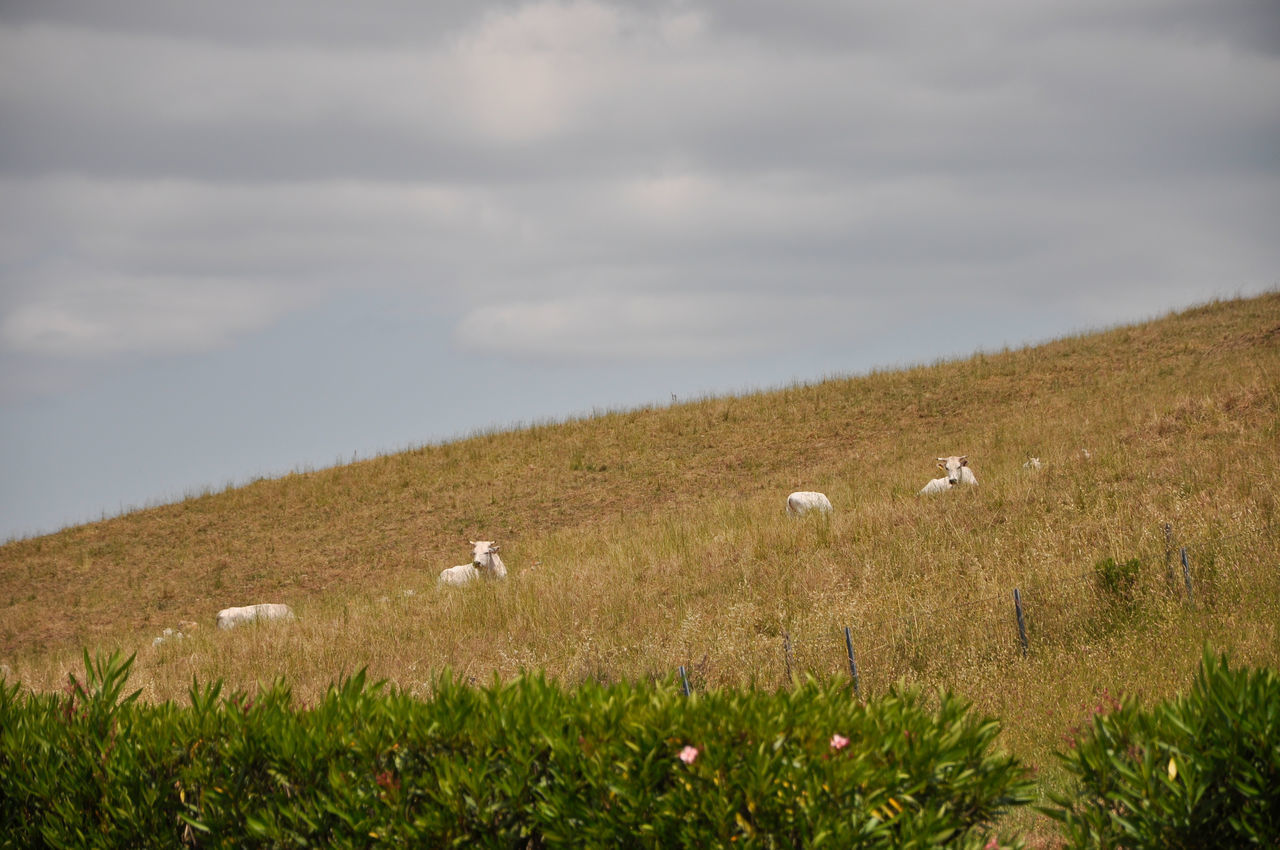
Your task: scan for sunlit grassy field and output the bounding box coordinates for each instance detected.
[2,292,1278,840]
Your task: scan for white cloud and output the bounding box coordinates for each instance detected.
[1,276,294,357]
[448,1,623,143]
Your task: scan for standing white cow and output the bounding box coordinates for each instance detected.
[438,540,508,586]
[786,491,833,516]
[215,603,295,630]
[920,455,978,494]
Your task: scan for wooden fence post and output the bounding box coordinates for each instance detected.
[1180,547,1194,605]
[678,665,691,697]
[844,626,862,700]
[1013,588,1029,657]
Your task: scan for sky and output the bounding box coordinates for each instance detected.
[1,1,1278,541]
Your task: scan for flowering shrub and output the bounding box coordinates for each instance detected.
[0,652,1032,848]
[1044,648,1280,847]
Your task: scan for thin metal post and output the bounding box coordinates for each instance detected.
[1180,548,1194,604]
[844,626,862,700]
[1013,588,1028,657]
[678,665,691,697]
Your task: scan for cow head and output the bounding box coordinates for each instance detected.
[936,456,968,485]
[469,540,500,572]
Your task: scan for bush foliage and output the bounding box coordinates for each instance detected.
[1044,648,1280,848]
[0,651,1032,849]
[1092,556,1142,606]
[6,648,1280,847]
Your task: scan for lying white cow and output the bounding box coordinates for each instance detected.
[1023,457,1042,470]
[939,455,978,486]
[786,491,833,516]
[919,477,952,495]
[215,603,295,630]
[438,540,508,587]
[920,455,979,494]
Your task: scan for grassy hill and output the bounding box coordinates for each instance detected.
[2,291,1278,836]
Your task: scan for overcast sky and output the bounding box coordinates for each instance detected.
[1,1,1277,541]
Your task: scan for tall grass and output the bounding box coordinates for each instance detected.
[2,292,1278,840]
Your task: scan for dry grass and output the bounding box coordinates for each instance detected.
[2,292,1279,841]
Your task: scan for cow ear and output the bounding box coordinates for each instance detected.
[960,457,968,466]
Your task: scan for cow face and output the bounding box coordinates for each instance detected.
[469,540,499,567]
[936,456,968,485]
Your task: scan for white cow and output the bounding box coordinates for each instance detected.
[919,477,952,495]
[215,603,295,630]
[920,455,978,494]
[1023,457,1042,470]
[438,540,508,587]
[786,491,833,516]
[939,455,978,486]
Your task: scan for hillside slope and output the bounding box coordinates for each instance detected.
[2,294,1277,700]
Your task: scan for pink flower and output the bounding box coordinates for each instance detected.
[830,734,849,750]
[678,745,699,765]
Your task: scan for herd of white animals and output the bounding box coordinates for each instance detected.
[199,452,1055,637]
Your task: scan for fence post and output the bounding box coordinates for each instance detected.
[678,665,691,697]
[1013,588,1029,657]
[1180,547,1194,605]
[844,626,862,700]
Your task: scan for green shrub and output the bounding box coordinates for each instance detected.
[0,652,1034,848]
[1092,556,1141,606]
[0,650,187,849]
[1044,648,1280,848]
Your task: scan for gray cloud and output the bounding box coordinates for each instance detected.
[1,276,291,357]
[3,0,1279,538]
[0,0,495,47]
[456,291,796,361]
[1,1,1277,384]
